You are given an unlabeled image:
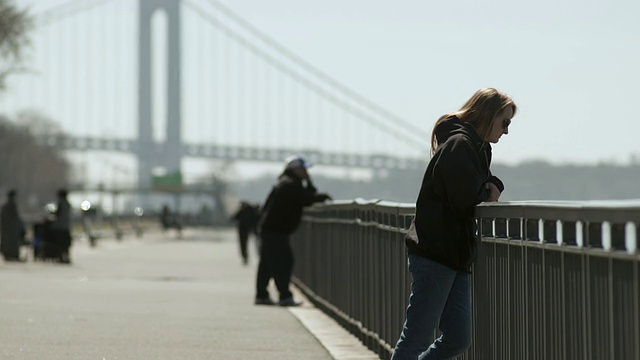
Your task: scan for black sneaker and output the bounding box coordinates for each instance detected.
[278,297,302,307]
[254,297,276,306]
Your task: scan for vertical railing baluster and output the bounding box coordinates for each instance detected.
[556,220,563,245]
[602,221,612,250]
[626,222,637,253]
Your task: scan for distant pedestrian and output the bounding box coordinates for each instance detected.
[52,188,72,264]
[255,155,332,306]
[0,189,24,262]
[161,204,171,231]
[160,204,182,234]
[230,201,260,265]
[391,88,517,359]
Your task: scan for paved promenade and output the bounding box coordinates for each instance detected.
[0,228,378,360]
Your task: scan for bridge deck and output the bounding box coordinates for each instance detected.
[0,228,376,359]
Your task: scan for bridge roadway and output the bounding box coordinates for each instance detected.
[0,228,378,360]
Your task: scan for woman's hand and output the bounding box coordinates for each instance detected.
[484,182,501,202]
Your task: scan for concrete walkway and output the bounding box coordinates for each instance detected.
[0,228,378,360]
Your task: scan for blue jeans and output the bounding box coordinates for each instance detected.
[391,254,472,360]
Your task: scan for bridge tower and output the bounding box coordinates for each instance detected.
[138,0,182,190]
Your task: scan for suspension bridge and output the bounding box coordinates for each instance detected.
[2,0,429,190]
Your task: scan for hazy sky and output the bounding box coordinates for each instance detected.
[9,0,640,170]
[222,0,640,165]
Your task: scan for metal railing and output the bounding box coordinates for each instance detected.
[290,199,640,360]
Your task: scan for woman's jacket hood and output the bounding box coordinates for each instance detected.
[434,116,486,154]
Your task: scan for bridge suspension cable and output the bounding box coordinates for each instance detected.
[203,0,429,143]
[184,0,427,151]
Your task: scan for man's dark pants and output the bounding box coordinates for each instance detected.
[237,227,250,263]
[255,232,294,301]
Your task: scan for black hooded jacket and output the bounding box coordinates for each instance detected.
[259,169,330,235]
[405,116,504,272]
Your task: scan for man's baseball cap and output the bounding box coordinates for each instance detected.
[285,155,312,169]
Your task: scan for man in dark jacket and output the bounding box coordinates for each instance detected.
[254,155,331,306]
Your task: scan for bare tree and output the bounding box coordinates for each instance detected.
[0,0,31,91]
[0,113,69,213]
[0,2,64,213]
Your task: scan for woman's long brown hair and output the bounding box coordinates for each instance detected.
[430,88,517,154]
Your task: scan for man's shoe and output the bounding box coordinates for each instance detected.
[278,297,302,307]
[254,297,276,306]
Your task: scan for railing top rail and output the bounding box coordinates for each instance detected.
[307,198,415,215]
[307,198,640,224]
[476,199,640,223]
[302,198,640,254]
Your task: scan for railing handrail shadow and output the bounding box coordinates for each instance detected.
[291,199,640,360]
